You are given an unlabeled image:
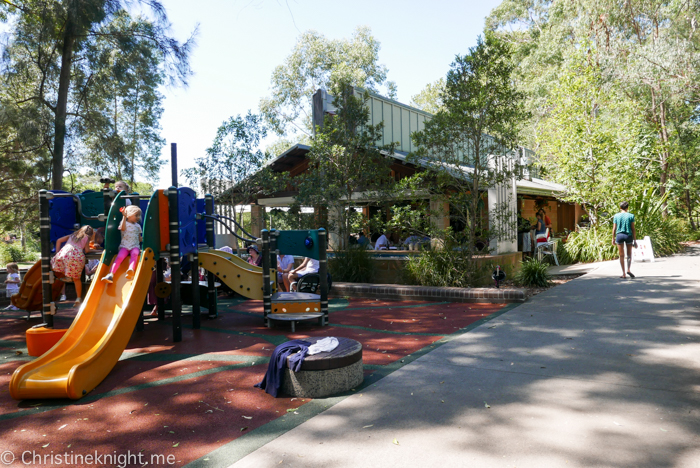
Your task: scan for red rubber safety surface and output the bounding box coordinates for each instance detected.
[0,297,505,467]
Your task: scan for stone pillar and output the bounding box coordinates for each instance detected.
[251,204,265,238]
[429,198,450,249]
[487,156,518,254]
[327,206,343,250]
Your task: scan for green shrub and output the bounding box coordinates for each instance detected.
[21,249,38,263]
[552,238,573,265]
[329,246,375,283]
[562,227,618,263]
[628,189,687,256]
[0,243,24,266]
[638,217,688,257]
[403,247,477,287]
[563,219,686,264]
[514,258,552,287]
[0,242,39,267]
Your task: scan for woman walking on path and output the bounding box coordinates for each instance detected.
[612,201,638,279]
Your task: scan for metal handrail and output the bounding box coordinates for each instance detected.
[199,214,256,244]
[207,213,257,240]
[45,191,105,222]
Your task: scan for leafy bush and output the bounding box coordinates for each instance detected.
[403,247,477,287]
[0,243,23,266]
[329,246,375,283]
[563,190,687,264]
[552,238,573,265]
[514,258,552,287]
[628,189,687,256]
[686,229,700,242]
[0,242,39,267]
[639,217,688,257]
[21,249,39,263]
[562,227,618,263]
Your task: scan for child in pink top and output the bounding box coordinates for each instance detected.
[102,205,142,283]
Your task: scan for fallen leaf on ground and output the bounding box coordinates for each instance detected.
[392,438,399,445]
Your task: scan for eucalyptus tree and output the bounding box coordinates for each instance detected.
[409,78,445,114]
[669,107,700,229]
[75,11,166,184]
[260,26,396,140]
[295,82,396,250]
[487,0,700,216]
[184,112,281,249]
[0,0,196,190]
[537,47,653,227]
[411,34,528,255]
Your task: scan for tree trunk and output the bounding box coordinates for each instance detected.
[685,189,696,231]
[52,21,76,191]
[658,102,670,218]
[131,85,139,186]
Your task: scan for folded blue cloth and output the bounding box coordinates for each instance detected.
[255,339,310,397]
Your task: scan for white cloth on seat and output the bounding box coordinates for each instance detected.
[308,337,339,355]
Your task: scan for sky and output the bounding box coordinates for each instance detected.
[156,0,503,188]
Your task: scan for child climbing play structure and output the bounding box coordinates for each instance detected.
[10,177,329,400]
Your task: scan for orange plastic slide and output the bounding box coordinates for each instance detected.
[11,260,63,312]
[10,248,155,400]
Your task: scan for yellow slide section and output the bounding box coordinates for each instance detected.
[10,248,156,400]
[198,250,275,300]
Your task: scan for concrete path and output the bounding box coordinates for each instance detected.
[548,259,615,276]
[228,248,700,468]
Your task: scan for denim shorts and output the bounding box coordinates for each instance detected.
[616,233,634,245]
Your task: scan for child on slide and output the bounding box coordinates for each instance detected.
[102,205,142,283]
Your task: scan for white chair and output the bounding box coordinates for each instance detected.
[536,238,559,266]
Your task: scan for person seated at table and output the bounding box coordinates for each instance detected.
[357,231,369,247]
[404,234,422,250]
[246,244,262,266]
[285,257,319,292]
[374,231,390,250]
